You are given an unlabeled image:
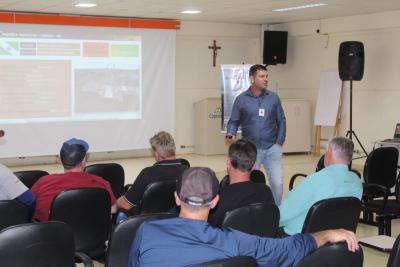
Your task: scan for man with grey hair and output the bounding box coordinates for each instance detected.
[128,167,359,267]
[117,131,188,212]
[279,136,363,235]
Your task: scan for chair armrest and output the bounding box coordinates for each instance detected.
[350,169,362,179]
[75,252,94,267]
[362,183,389,213]
[289,174,306,191]
[124,183,132,192]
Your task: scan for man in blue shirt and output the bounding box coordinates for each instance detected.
[129,167,359,267]
[226,64,286,205]
[279,137,363,235]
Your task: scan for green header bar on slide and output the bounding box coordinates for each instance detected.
[111,44,139,57]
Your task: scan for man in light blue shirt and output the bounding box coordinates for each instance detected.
[279,137,363,235]
[226,64,286,205]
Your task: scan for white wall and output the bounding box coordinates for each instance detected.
[175,21,261,154]
[267,10,400,153]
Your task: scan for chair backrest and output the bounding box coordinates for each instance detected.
[177,158,191,167]
[315,155,325,172]
[194,256,258,267]
[0,200,29,231]
[302,197,361,234]
[387,234,400,267]
[49,187,111,257]
[106,212,177,267]
[219,171,266,191]
[222,202,280,237]
[14,170,49,189]
[140,180,177,214]
[85,163,125,198]
[219,175,230,191]
[0,221,76,267]
[250,170,266,184]
[363,147,399,189]
[295,242,363,267]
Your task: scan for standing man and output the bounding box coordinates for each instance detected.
[226,64,286,204]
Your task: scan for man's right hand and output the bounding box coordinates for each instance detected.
[312,229,359,252]
[225,134,236,145]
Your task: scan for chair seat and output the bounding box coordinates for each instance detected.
[368,199,400,217]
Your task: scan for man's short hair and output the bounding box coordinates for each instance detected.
[149,131,176,158]
[60,138,89,169]
[177,167,219,208]
[328,136,354,163]
[249,64,267,77]
[228,139,257,172]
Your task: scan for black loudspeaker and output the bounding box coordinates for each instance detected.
[338,41,364,81]
[263,31,288,65]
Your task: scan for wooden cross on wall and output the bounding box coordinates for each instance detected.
[208,40,221,67]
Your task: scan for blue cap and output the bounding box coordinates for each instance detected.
[60,138,89,168]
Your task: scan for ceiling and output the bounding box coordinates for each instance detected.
[1,0,400,25]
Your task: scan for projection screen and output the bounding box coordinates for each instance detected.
[0,23,175,157]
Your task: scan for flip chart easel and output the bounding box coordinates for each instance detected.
[314,71,343,156]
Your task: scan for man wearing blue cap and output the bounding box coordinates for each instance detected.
[32,138,116,221]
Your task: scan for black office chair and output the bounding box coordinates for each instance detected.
[0,221,93,267]
[289,155,326,190]
[49,188,112,258]
[105,212,177,267]
[221,203,279,237]
[360,146,399,235]
[14,170,49,189]
[295,242,363,267]
[139,180,177,214]
[177,158,191,167]
[302,197,361,234]
[387,234,400,267]
[219,170,267,191]
[363,146,399,189]
[0,200,29,231]
[194,256,258,267]
[85,163,125,198]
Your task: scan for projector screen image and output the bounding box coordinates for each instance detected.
[0,38,141,122]
[0,23,175,157]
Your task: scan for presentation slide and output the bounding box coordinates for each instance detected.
[0,23,175,157]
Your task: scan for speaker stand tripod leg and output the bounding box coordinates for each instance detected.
[346,130,368,158]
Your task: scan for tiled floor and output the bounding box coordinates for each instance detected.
[12,152,396,266]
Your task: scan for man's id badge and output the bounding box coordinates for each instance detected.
[259,108,265,117]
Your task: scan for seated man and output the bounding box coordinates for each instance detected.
[32,138,116,221]
[117,131,188,212]
[279,136,363,235]
[0,163,36,216]
[129,167,359,267]
[209,139,274,226]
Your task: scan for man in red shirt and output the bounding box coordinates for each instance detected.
[32,138,116,221]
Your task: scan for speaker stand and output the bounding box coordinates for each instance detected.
[345,80,368,159]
